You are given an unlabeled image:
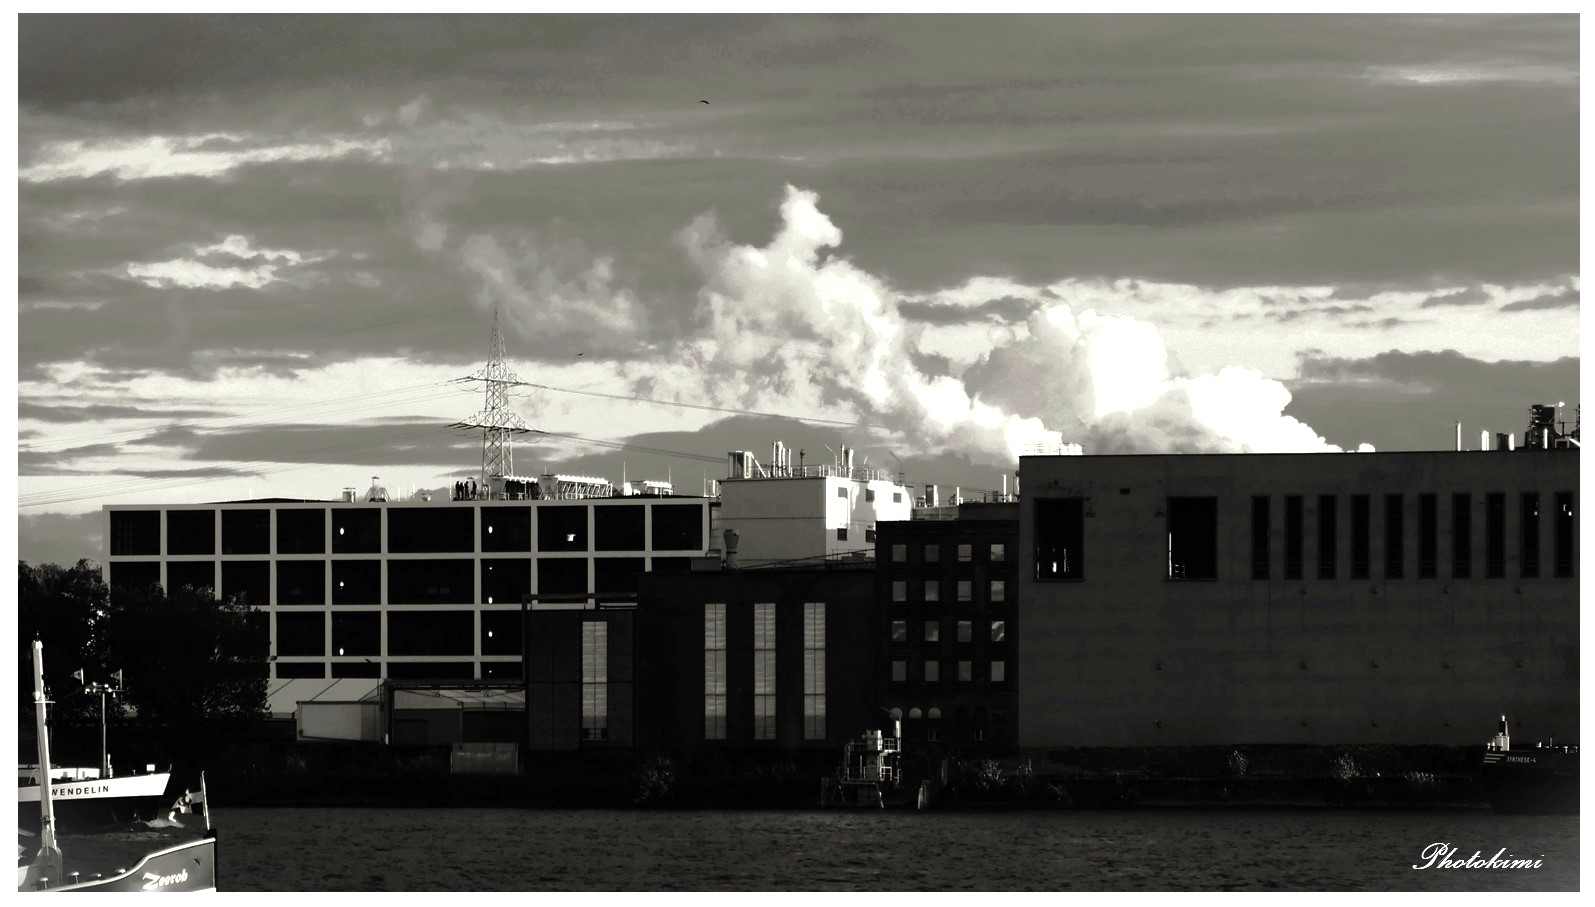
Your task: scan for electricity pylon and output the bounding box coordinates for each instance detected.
[453,309,531,491]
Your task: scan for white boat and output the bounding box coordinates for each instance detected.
[16,768,174,833]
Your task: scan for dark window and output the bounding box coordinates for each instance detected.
[651,504,704,550]
[537,558,588,597]
[1168,497,1218,580]
[331,611,380,656]
[276,612,325,657]
[222,561,270,605]
[109,511,159,556]
[1452,493,1471,579]
[836,527,848,542]
[1485,493,1506,578]
[594,557,646,595]
[594,505,646,551]
[1520,493,1540,578]
[387,662,474,680]
[1350,495,1370,580]
[387,610,474,656]
[166,561,215,595]
[1284,496,1303,580]
[1384,494,1404,579]
[109,561,159,592]
[276,509,326,554]
[481,611,522,656]
[1419,494,1438,578]
[650,557,691,573]
[387,559,474,604]
[389,506,473,553]
[1035,498,1084,580]
[332,508,381,554]
[275,662,326,679]
[1554,492,1574,577]
[167,510,215,556]
[221,509,270,554]
[277,560,326,605]
[332,560,381,605]
[332,662,381,679]
[538,506,588,552]
[481,506,532,552]
[836,487,847,499]
[1317,495,1337,579]
[865,528,877,543]
[481,558,530,605]
[1250,496,1270,580]
[865,489,876,503]
[482,661,522,681]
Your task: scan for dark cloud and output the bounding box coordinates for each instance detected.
[899,296,1037,326]
[1419,287,1493,308]
[1500,289,1578,312]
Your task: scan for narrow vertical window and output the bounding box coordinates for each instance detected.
[892,580,907,602]
[581,621,608,741]
[1251,496,1270,580]
[1167,497,1218,580]
[1284,496,1303,580]
[1317,495,1337,579]
[1034,498,1084,579]
[890,620,907,642]
[989,580,1006,602]
[1384,494,1404,579]
[1485,493,1505,578]
[923,620,940,642]
[1348,495,1369,580]
[704,603,726,740]
[1419,494,1437,578]
[1554,492,1574,577]
[1520,493,1540,579]
[1452,493,1471,579]
[923,580,940,602]
[924,660,939,682]
[753,602,776,740]
[956,580,972,602]
[803,603,825,740]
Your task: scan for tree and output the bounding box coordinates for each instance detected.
[18,560,110,722]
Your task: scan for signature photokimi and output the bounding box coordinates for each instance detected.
[1413,843,1544,870]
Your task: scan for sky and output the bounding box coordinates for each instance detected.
[12,13,1581,568]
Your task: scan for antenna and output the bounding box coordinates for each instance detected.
[887,450,904,485]
[453,308,532,490]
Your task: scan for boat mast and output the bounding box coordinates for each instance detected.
[32,639,63,883]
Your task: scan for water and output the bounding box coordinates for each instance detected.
[209,808,1576,891]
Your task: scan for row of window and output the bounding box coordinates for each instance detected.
[842,488,904,504]
[884,705,1006,744]
[271,609,528,658]
[888,541,1007,564]
[891,619,1006,645]
[890,659,1007,684]
[108,504,706,557]
[108,556,689,604]
[891,578,1006,604]
[702,602,827,742]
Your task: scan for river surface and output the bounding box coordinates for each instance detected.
[211,807,1576,891]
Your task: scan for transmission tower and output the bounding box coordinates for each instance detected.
[453,309,532,490]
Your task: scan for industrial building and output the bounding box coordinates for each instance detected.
[1016,444,1579,748]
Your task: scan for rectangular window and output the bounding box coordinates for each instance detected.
[803,603,825,740]
[989,543,1006,562]
[956,580,972,602]
[956,620,972,643]
[957,544,973,562]
[865,489,875,503]
[1317,495,1337,580]
[836,487,847,498]
[924,580,940,602]
[753,603,776,740]
[836,527,848,542]
[581,621,608,741]
[990,661,1006,683]
[923,620,940,642]
[990,620,1005,643]
[890,620,907,642]
[891,660,907,683]
[704,603,726,740]
[957,661,972,683]
[924,544,940,563]
[1035,498,1084,580]
[1452,493,1471,579]
[1554,493,1574,577]
[1485,493,1506,578]
[109,510,160,556]
[989,579,1006,602]
[1419,494,1438,578]
[1350,495,1369,580]
[1520,493,1540,578]
[1251,496,1270,580]
[1384,494,1404,579]
[924,660,939,682]
[1168,497,1218,580]
[652,504,705,550]
[893,492,902,503]
[865,528,876,543]
[892,580,907,602]
[1284,496,1303,580]
[891,543,907,562]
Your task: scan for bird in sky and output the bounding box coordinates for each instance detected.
[699,99,710,104]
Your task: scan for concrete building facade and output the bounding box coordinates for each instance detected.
[1017,449,1579,748]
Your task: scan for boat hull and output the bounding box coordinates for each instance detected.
[21,832,217,892]
[1481,749,1578,815]
[17,773,174,832]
